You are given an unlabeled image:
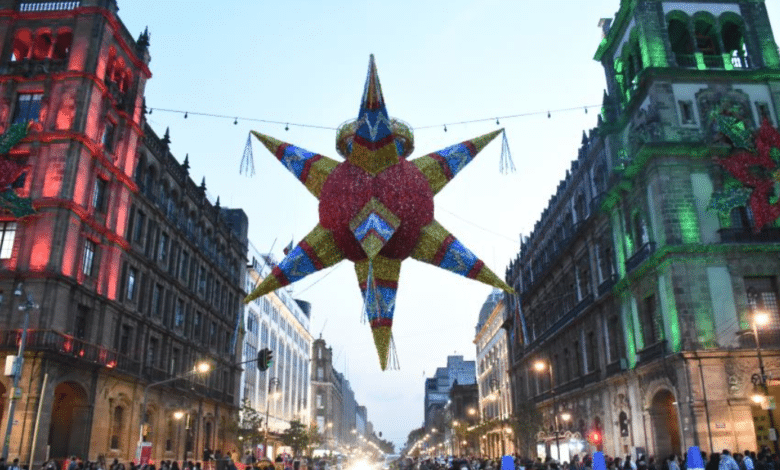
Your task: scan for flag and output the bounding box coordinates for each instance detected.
[283,239,293,255]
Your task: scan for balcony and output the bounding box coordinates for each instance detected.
[719,227,780,243]
[597,274,617,297]
[674,54,697,68]
[625,241,655,273]
[3,58,66,77]
[606,358,627,376]
[703,54,724,69]
[0,329,118,369]
[18,1,80,11]
[637,340,667,364]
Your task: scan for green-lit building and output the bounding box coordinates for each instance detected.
[505,0,780,460]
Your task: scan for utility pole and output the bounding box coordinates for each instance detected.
[2,283,38,461]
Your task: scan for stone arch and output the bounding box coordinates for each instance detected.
[667,11,694,57]
[644,384,681,458]
[52,28,72,60]
[11,29,32,61]
[47,381,90,460]
[31,28,53,60]
[693,12,721,56]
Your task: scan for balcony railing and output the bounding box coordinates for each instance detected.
[18,1,80,12]
[3,59,67,76]
[703,54,724,69]
[731,54,751,69]
[637,340,667,364]
[719,228,780,243]
[675,54,697,68]
[598,274,617,297]
[0,329,118,368]
[606,359,627,376]
[625,241,655,273]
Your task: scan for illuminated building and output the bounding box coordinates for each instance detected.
[241,247,312,459]
[0,0,247,464]
[474,290,513,457]
[506,0,780,460]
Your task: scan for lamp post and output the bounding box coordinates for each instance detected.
[750,310,780,454]
[264,378,280,459]
[1,283,38,461]
[136,361,211,462]
[174,410,186,465]
[534,359,560,462]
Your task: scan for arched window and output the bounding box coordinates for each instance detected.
[11,30,32,61]
[694,15,720,56]
[721,16,748,68]
[52,29,72,60]
[668,15,693,56]
[31,30,52,60]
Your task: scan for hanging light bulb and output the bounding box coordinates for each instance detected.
[234,118,238,125]
[285,123,289,131]
[496,118,500,125]
[184,112,188,119]
[149,108,153,115]
[444,124,447,132]
[584,106,588,114]
[547,111,551,119]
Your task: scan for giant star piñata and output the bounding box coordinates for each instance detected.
[245,56,513,369]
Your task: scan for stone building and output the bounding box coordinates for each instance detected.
[505,0,780,461]
[474,290,513,457]
[241,247,312,458]
[424,356,476,432]
[0,0,247,464]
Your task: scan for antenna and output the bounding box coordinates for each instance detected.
[319,319,328,338]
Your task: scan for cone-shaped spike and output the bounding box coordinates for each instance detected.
[350,55,399,175]
[244,224,345,303]
[411,220,514,293]
[251,131,338,199]
[412,129,503,194]
[371,325,392,370]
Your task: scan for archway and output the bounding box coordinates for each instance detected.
[47,381,90,460]
[650,390,681,457]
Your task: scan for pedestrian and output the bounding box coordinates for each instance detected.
[9,459,21,470]
[720,451,739,470]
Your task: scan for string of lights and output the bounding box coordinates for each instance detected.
[146,103,602,132]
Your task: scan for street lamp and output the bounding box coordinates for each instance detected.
[136,361,211,462]
[488,378,505,457]
[534,359,563,462]
[1,283,38,461]
[750,310,780,454]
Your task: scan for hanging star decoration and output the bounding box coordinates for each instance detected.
[244,55,513,370]
[711,113,780,232]
[0,122,34,218]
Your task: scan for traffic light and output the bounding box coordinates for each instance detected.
[257,348,274,371]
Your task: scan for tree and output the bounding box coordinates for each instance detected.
[236,399,265,448]
[281,419,311,457]
[512,401,543,456]
[306,423,323,456]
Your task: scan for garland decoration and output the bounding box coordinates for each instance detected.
[0,122,34,218]
[712,115,780,232]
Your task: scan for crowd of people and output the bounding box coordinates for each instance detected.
[396,446,780,470]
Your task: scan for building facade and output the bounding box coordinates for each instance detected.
[241,247,313,458]
[423,356,476,432]
[475,290,513,458]
[0,0,247,464]
[505,0,780,461]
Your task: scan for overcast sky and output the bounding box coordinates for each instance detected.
[117,0,780,449]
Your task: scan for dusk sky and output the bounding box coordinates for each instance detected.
[117,0,780,449]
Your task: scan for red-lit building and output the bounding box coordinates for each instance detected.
[0,0,247,464]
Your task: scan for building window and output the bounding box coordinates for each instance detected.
[756,102,773,125]
[158,232,169,262]
[92,178,108,212]
[316,394,323,409]
[175,299,184,329]
[119,325,132,353]
[134,211,145,242]
[746,277,780,330]
[102,122,116,152]
[152,284,162,318]
[587,331,597,372]
[127,267,137,300]
[12,93,43,124]
[82,239,96,276]
[193,311,202,340]
[148,337,158,368]
[640,294,659,346]
[0,222,16,259]
[75,305,89,339]
[608,315,622,363]
[679,100,696,125]
[111,406,124,449]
